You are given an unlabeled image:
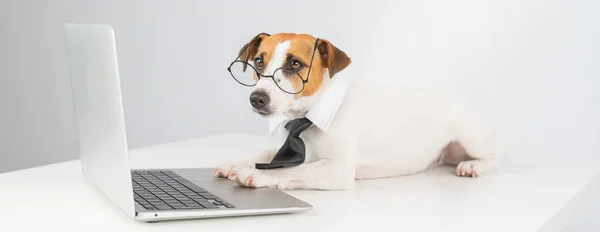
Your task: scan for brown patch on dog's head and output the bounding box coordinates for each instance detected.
[317,39,351,78]
[237,33,269,72]
[237,33,351,98]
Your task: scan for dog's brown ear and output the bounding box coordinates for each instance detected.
[317,39,351,78]
[238,33,269,71]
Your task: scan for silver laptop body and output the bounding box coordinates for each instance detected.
[63,23,312,222]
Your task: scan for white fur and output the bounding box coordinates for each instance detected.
[216,42,501,190]
[253,41,295,115]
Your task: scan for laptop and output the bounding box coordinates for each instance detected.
[63,23,312,222]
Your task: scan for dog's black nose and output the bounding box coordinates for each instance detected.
[250,91,270,109]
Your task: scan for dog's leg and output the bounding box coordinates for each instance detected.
[451,108,501,177]
[212,149,277,179]
[230,134,358,190]
[230,159,356,190]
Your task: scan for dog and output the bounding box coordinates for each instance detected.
[213,32,500,190]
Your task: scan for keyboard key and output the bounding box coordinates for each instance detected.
[154,204,173,211]
[139,200,152,204]
[186,194,200,199]
[199,202,219,209]
[182,201,197,206]
[201,194,217,199]
[185,202,201,207]
[171,204,187,209]
[224,204,235,208]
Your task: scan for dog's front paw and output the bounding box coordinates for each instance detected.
[230,168,279,189]
[213,162,245,179]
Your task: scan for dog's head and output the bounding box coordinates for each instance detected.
[234,33,351,117]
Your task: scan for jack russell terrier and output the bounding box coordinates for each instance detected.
[213,32,500,190]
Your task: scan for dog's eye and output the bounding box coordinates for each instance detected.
[254,57,264,69]
[288,60,303,71]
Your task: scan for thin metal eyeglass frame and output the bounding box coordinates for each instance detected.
[227,35,320,94]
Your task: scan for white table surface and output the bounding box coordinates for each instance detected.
[1,133,599,232]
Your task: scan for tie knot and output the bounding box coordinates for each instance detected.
[284,117,313,136]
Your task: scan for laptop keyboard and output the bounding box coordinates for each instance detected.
[131,170,235,211]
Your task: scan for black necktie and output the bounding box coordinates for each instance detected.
[255,117,313,169]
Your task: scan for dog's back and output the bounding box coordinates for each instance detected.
[327,80,497,178]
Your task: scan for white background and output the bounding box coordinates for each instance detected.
[0,0,598,230]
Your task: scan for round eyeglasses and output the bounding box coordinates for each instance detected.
[227,36,320,95]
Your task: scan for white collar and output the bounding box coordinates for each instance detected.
[268,70,350,136]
